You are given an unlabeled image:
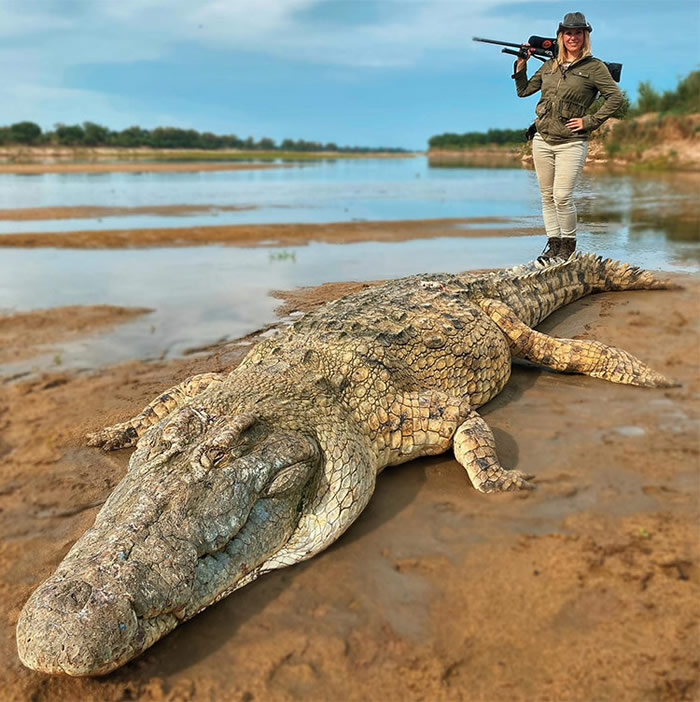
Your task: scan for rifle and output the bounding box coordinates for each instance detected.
[473,36,622,83]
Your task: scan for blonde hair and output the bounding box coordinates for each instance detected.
[551,30,592,72]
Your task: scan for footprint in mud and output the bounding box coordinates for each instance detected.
[641,484,692,504]
[659,559,695,582]
[534,472,579,498]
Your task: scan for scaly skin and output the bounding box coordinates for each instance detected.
[16,254,677,675]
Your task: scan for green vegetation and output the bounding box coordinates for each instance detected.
[106,149,398,162]
[428,128,525,150]
[629,70,700,115]
[598,70,700,165]
[269,250,297,262]
[0,122,407,154]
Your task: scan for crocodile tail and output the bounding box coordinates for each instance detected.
[580,252,680,292]
[492,253,679,328]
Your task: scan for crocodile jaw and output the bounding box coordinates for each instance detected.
[17,424,320,676]
[16,494,302,675]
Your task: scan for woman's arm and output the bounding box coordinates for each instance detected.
[582,61,624,131]
[513,56,545,97]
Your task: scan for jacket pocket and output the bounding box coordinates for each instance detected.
[535,99,550,117]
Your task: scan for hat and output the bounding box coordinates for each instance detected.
[557,12,593,33]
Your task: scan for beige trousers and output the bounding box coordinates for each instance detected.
[532,133,588,239]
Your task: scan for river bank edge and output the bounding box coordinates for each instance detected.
[0,147,419,173]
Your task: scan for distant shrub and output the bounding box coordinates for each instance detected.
[605,140,622,156]
[629,70,700,116]
[9,121,42,144]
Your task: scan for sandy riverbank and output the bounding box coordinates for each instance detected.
[0,161,287,175]
[0,217,540,249]
[1,268,698,701]
[0,205,259,221]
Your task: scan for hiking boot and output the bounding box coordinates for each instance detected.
[559,238,577,258]
[537,237,561,263]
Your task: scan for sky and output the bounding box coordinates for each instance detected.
[1,0,699,149]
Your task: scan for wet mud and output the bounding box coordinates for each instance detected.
[0,272,698,701]
[0,217,538,250]
[0,306,152,364]
[0,205,258,222]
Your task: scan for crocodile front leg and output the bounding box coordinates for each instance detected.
[87,372,225,450]
[478,298,676,388]
[370,388,529,493]
[453,411,535,493]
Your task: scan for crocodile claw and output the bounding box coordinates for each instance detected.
[86,424,138,451]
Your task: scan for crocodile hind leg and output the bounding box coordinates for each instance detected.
[87,372,225,450]
[453,411,535,493]
[478,298,676,388]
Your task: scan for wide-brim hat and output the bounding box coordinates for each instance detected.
[557,11,593,33]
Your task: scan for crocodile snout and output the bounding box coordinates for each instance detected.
[17,577,140,676]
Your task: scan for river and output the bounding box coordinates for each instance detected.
[0,156,697,374]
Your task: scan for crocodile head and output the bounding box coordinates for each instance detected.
[17,408,321,676]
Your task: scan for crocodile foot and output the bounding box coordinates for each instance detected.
[453,411,536,493]
[86,423,139,451]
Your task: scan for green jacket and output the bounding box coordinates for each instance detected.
[513,56,623,144]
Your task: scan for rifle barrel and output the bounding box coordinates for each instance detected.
[472,37,523,50]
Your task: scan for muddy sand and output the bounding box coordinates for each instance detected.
[1,270,698,702]
[0,205,260,222]
[0,217,539,249]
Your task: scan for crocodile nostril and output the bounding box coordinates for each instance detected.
[17,576,140,675]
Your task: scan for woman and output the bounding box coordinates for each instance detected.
[513,12,623,260]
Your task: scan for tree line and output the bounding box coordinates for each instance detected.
[629,70,699,115]
[0,122,407,153]
[428,128,526,149]
[428,69,698,150]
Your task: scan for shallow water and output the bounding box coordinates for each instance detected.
[3,157,698,238]
[0,158,540,233]
[0,157,697,375]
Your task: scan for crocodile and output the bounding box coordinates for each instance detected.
[16,253,676,676]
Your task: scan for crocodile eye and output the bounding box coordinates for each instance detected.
[191,413,258,474]
[162,408,208,442]
[200,447,231,469]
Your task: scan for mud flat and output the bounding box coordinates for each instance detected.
[0,205,258,222]
[0,306,152,365]
[0,217,539,249]
[1,269,698,701]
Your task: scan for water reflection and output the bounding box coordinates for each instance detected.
[577,171,700,248]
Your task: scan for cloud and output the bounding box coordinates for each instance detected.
[3,0,546,70]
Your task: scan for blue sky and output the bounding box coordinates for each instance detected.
[2,0,698,149]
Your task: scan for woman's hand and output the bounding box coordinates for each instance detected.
[514,43,532,72]
[566,117,585,132]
